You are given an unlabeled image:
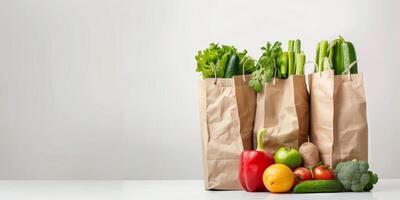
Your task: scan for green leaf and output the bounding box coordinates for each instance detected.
[195,43,237,78]
[248,41,282,92]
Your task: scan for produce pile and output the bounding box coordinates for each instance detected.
[195,39,307,92]
[195,36,358,92]
[315,36,358,74]
[240,129,378,193]
[195,37,378,193]
[195,43,256,79]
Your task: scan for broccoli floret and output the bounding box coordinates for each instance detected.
[334,160,378,192]
[364,171,379,191]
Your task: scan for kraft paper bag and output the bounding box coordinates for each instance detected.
[198,75,256,190]
[253,75,309,154]
[309,70,368,168]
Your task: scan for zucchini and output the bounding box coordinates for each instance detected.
[340,36,358,74]
[293,180,343,193]
[279,52,288,78]
[333,36,358,75]
[224,53,239,78]
[328,39,339,63]
[333,40,344,75]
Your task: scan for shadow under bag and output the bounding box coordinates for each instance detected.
[197,75,256,190]
[309,70,368,168]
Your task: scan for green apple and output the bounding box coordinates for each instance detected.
[274,147,302,169]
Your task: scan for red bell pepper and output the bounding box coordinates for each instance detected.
[239,128,274,192]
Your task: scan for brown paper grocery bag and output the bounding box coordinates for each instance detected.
[309,70,368,168]
[198,75,256,190]
[253,75,309,154]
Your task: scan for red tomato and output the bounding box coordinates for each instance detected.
[313,164,334,180]
[293,167,313,185]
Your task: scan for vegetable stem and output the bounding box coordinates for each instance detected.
[279,52,288,78]
[318,40,328,72]
[288,40,295,75]
[256,128,267,151]
[295,53,306,75]
[288,52,295,75]
[288,40,294,52]
[294,39,301,53]
[315,42,320,72]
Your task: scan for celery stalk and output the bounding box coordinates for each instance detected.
[318,40,328,72]
[294,39,301,54]
[293,39,301,68]
[288,40,294,51]
[315,42,320,72]
[296,53,306,75]
[288,40,295,75]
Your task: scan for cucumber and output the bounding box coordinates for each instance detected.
[224,53,239,78]
[293,180,343,193]
[279,52,288,78]
[334,40,345,75]
[328,39,339,64]
[334,36,358,75]
[342,42,358,74]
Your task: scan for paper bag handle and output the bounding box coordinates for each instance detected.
[307,59,331,77]
[303,61,319,92]
[242,58,265,83]
[241,57,255,82]
[272,66,280,86]
[341,60,358,81]
[211,63,218,85]
[304,61,321,77]
[213,57,259,84]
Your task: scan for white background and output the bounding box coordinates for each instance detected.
[0,0,399,179]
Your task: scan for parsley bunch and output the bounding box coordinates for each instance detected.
[249,42,282,92]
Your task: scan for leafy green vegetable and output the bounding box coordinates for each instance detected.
[334,159,379,192]
[364,171,379,191]
[238,50,257,75]
[249,42,282,92]
[195,43,235,78]
[195,43,256,79]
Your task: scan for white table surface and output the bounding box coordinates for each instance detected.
[0,179,398,200]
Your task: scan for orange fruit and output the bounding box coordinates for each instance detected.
[263,164,295,193]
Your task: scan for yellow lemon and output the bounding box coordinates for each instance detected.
[263,164,295,193]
